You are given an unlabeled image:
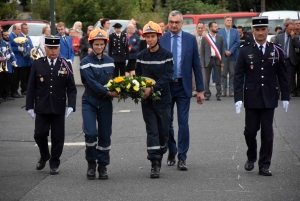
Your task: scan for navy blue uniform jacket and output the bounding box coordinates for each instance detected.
[234,42,290,108]
[136,46,173,108]
[26,57,77,114]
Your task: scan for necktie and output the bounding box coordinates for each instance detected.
[51,59,54,67]
[63,36,67,43]
[172,35,178,79]
[259,45,264,55]
[226,30,230,50]
[284,36,290,59]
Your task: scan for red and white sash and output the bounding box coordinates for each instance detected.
[205,34,221,61]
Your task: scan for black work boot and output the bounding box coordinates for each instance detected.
[87,162,96,179]
[150,160,160,178]
[98,165,108,180]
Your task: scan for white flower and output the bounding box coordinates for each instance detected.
[132,79,140,87]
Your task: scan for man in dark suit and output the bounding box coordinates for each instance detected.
[109,23,128,77]
[79,25,94,61]
[218,16,240,97]
[234,17,290,176]
[201,22,225,100]
[274,23,300,96]
[159,10,205,171]
[26,36,77,175]
[56,22,74,64]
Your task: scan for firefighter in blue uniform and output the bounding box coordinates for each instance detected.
[80,28,119,180]
[108,23,128,77]
[136,21,173,178]
[234,17,290,176]
[26,36,77,175]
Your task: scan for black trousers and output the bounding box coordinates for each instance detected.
[113,62,126,77]
[20,66,31,93]
[244,108,275,169]
[34,113,65,168]
[142,106,171,160]
[11,67,21,95]
[292,61,300,93]
[0,72,8,98]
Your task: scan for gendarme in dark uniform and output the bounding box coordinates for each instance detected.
[108,23,128,77]
[26,36,77,175]
[234,17,290,176]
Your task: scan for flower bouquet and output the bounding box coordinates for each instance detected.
[106,76,161,104]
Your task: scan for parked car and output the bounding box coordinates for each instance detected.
[0,19,49,31]
[8,22,49,47]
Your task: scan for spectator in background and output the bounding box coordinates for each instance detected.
[39,26,50,56]
[294,20,300,96]
[100,18,111,55]
[69,28,80,56]
[218,16,240,97]
[56,22,74,63]
[72,21,83,38]
[192,22,205,96]
[278,18,293,35]
[237,26,247,46]
[126,23,140,77]
[80,25,94,61]
[270,26,282,42]
[158,22,166,33]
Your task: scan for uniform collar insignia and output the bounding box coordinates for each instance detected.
[248,54,254,58]
[253,42,257,47]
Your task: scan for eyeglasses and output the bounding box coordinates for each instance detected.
[168,21,181,25]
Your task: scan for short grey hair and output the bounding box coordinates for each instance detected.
[127,23,135,28]
[283,18,293,24]
[168,10,183,21]
[87,25,94,30]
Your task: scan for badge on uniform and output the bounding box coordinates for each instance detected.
[40,77,44,82]
[250,62,254,70]
[270,52,275,56]
[248,54,254,59]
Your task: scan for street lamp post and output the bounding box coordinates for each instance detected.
[50,0,56,35]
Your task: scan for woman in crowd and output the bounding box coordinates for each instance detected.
[39,26,50,55]
[69,28,80,56]
[126,23,140,77]
[72,21,83,38]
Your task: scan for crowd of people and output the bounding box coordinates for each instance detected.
[0,10,298,179]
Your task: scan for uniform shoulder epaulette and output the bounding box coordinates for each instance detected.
[240,42,250,48]
[270,42,282,47]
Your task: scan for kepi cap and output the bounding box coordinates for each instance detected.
[252,17,268,27]
[45,36,60,46]
[112,23,122,28]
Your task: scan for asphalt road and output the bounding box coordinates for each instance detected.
[0,85,299,201]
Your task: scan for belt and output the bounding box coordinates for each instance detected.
[210,56,217,58]
[84,88,108,99]
[172,78,182,82]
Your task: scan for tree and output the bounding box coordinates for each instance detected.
[0,0,22,19]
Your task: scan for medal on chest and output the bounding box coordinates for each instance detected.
[250,61,254,70]
[40,77,44,82]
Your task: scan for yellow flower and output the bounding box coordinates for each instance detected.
[107,80,113,87]
[115,87,121,92]
[133,86,139,91]
[141,81,146,87]
[126,83,131,89]
[114,76,125,83]
[146,80,154,86]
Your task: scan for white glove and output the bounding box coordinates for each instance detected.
[2,47,7,52]
[6,54,11,60]
[235,101,242,114]
[66,107,74,118]
[18,46,24,52]
[11,61,17,66]
[27,109,35,119]
[282,101,289,112]
[66,59,73,64]
[126,60,128,66]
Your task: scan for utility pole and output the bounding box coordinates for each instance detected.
[50,0,56,35]
[261,0,265,12]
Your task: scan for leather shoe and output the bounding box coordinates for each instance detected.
[98,166,108,180]
[177,159,188,171]
[244,160,255,171]
[150,160,160,178]
[221,92,227,97]
[50,167,59,175]
[216,96,221,101]
[205,97,210,100]
[229,92,234,97]
[259,168,272,176]
[21,91,27,95]
[36,155,50,170]
[167,150,177,166]
[11,93,23,98]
